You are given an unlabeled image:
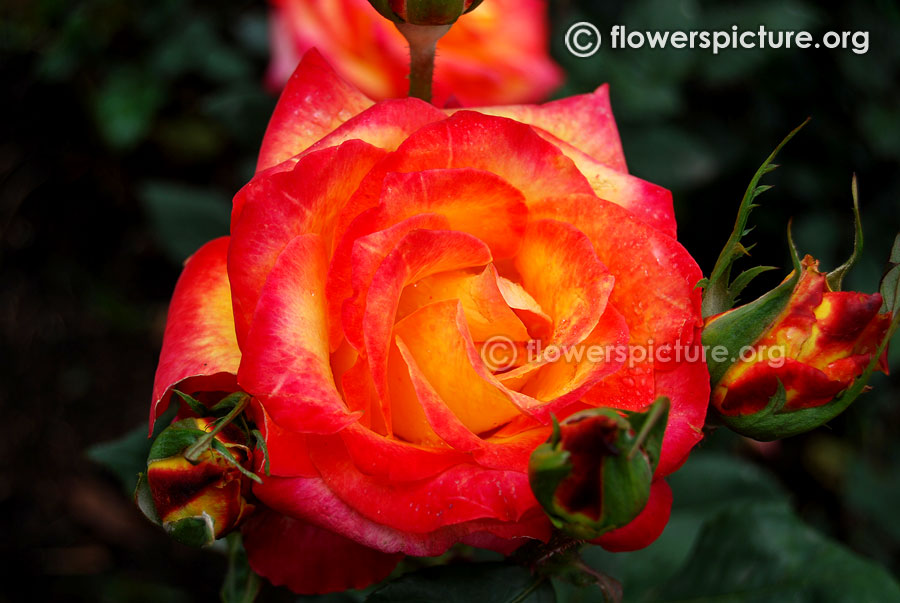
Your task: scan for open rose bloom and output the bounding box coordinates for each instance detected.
[266,0,562,105]
[149,51,709,594]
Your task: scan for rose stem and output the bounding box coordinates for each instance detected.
[396,22,452,103]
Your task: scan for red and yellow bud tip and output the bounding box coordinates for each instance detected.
[528,399,668,541]
[368,0,483,25]
[712,255,890,418]
[144,417,255,547]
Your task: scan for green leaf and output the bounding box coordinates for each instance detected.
[139,180,230,264]
[881,234,900,313]
[366,563,555,603]
[220,533,261,603]
[87,423,154,492]
[87,406,176,492]
[656,503,900,601]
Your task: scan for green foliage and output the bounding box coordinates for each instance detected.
[568,452,900,602]
[139,181,231,264]
[86,421,154,493]
[367,563,555,603]
[657,503,900,601]
[881,234,900,313]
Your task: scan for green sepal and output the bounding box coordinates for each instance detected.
[826,175,864,291]
[368,0,403,22]
[251,429,271,477]
[625,397,668,472]
[211,440,262,484]
[164,514,217,548]
[405,0,476,25]
[134,472,161,526]
[368,0,483,24]
[703,224,802,387]
[701,119,809,319]
[173,390,207,416]
[528,416,573,519]
[728,265,779,304]
[209,392,250,417]
[146,420,207,463]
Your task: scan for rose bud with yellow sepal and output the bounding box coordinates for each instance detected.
[528,398,668,541]
[705,254,892,441]
[137,417,257,547]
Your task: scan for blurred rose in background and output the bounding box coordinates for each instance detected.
[266,0,563,105]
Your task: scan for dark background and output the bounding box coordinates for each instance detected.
[2,0,898,600]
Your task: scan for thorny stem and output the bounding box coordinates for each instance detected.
[396,22,451,102]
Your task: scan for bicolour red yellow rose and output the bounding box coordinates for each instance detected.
[149,51,708,594]
[266,0,562,105]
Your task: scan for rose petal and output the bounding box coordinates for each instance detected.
[530,195,703,349]
[457,85,626,171]
[230,140,387,343]
[397,265,530,342]
[257,49,373,172]
[238,234,361,433]
[514,219,614,345]
[246,400,318,478]
[303,97,447,156]
[349,112,594,214]
[715,358,848,415]
[379,168,529,260]
[308,435,536,534]
[393,300,522,439]
[653,344,709,478]
[253,473,548,557]
[338,213,451,352]
[340,421,470,481]
[242,509,402,595]
[519,305,629,412]
[540,137,676,237]
[150,237,241,430]
[362,230,493,408]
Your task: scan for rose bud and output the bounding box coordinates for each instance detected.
[529,399,668,541]
[368,0,483,25]
[137,417,256,547]
[705,254,892,441]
